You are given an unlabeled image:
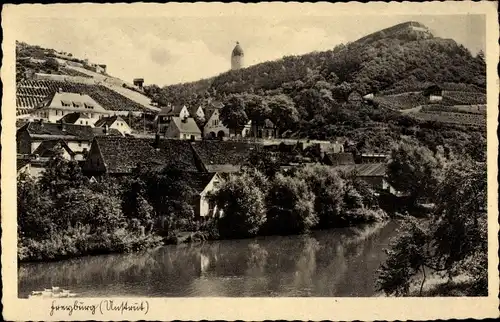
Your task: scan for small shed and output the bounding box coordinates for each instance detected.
[423,85,443,102]
[348,91,363,105]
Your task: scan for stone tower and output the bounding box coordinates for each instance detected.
[231,41,244,70]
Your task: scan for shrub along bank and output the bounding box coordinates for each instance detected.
[18,150,389,262]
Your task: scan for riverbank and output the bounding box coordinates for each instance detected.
[18,211,391,263]
[18,220,398,298]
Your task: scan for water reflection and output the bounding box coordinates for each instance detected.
[19,220,399,298]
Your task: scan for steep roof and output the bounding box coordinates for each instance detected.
[37,91,106,112]
[182,172,217,194]
[17,159,30,171]
[334,163,387,177]
[20,121,121,141]
[93,136,199,174]
[171,117,201,134]
[94,115,126,128]
[323,152,355,166]
[159,105,187,117]
[32,139,75,158]
[190,141,260,172]
[60,112,90,124]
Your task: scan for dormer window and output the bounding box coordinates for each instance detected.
[84,103,94,109]
[73,102,82,108]
[61,100,71,107]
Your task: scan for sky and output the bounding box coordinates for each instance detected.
[16,9,485,87]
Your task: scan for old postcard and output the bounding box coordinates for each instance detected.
[2,1,499,321]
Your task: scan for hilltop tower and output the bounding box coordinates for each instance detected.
[231,41,244,70]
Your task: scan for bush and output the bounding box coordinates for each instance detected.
[209,172,267,239]
[265,173,318,235]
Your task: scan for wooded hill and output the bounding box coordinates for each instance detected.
[144,21,485,108]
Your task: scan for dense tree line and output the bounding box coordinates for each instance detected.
[208,164,389,239]
[377,143,487,296]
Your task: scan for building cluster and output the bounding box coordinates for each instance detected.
[16,41,398,219]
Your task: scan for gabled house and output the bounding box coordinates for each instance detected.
[165,116,202,140]
[333,163,397,195]
[157,105,191,132]
[59,112,93,127]
[83,136,200,176]
[190,140,260,173]
[94,115,132,135]
[17,121,122,156]
[189,105,205,121]
[203,107,251,140]
[32,139,78,161]
[31,90,109,124]
[16,158,47,180]
[182,172,222,218]
[251,118,277,139]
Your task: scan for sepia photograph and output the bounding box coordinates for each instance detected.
[2,2,499,321]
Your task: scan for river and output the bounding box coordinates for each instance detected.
[18,220,400,298]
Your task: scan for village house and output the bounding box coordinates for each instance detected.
[203,107,252,140]
[333,163,398,195]
[16,120,122,156]
[32,139,79,161]
[164,116,202,140]
[157,104,191,133]
[182,172,222,218]
[83,135,200,176]
[189,105,205,121]
[94,115,132,135]
[250,118,277,139]
[31,90,110,124]
[17,158,47,180]
[59,112,93,127]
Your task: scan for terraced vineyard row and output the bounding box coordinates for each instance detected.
[372,93,427,110]
[413,111,486,126]
[442,91,487,105]
[420,104,486,115]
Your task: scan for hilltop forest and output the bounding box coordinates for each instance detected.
[142,22,486,160]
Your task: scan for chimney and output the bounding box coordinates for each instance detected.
[58,88,63,93]
[154,133,160,147]
[59,120,66,131]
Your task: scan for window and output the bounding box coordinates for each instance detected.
[78,141,82,147]
[86,121,88,125]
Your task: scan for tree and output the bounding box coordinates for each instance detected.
[220,94,249,134]
[377,159,487,296]
[245,148,281,179]
[294,165,345,228]
[386,143,449,204]
[267,94,299,134]
[265,173,317,235]
[208,172,267,238]
[17,173,55,239]
[43,57,60,71]
[39,153,89,198]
